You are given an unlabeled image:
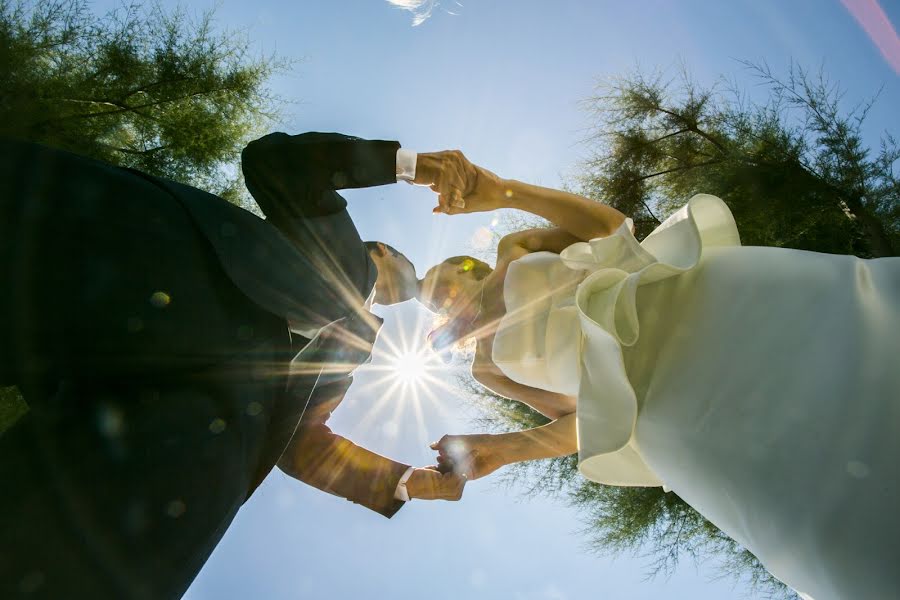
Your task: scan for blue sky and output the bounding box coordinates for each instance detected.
[92,0,900,598]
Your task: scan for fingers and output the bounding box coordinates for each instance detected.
[430,434,454,454]
[430,435,480,480]
[434,460,454,475]
[410,467,467,500]
[432,188,465,215]
[435,470,467,500]
[424,151,470,214]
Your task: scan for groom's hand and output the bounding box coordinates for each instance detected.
[405,466,467,501]
[415,150,478,212]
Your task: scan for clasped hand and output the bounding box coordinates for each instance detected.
[405,465,467,501]
[407,433,508,501]
[430,434,507,481]
[414,150,503,215]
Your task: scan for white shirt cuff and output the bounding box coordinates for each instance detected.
[395,148,417,183]
[394,466,415,501]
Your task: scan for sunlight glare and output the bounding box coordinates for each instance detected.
[392,350,429,384]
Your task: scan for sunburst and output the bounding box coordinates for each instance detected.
[344,305,475,449]
[391,349,431,385]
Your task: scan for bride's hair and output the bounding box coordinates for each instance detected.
[439,255,492,280]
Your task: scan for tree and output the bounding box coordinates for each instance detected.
[579,62,897,257]
[0,0,289,203]
[0,0,289,431]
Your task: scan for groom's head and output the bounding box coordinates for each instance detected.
[365,241,418,306]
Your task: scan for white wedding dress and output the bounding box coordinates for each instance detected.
[492,194,900,600]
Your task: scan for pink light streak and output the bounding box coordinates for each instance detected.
[840,0,900,75]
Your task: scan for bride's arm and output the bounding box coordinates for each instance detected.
[432,414,577,480]
[431,157,628,241]
[502,178,627,241]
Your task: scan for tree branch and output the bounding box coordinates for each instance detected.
[647,104,728,153]
[634,159,722,182]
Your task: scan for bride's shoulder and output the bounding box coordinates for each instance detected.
[499,227,584,259]
[497,230,537,259]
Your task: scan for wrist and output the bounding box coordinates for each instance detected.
[500,179,529,211]
[492,432,523,464]
[412,153,439,186]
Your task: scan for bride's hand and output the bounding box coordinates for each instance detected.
[430,433,508,480]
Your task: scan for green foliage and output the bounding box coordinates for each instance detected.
[579,62,897,257]
[0,0,290,202]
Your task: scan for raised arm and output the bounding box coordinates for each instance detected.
[499,178,628,240]
[417,151,628,241]
[241,131,401,224]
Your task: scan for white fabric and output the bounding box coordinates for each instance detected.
[394,466,416,501]
[395,148,417,182]
[492,194,900,600]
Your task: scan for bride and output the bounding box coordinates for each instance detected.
[415,152,900,600]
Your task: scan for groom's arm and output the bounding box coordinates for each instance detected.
[278,424,411,518]
[276,377,466,517]
[241,131,403,224]
[241,132,414,330]
[276,378,410,518]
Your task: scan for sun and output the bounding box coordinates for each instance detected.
[392,350,429,385]
[341,304,478,450]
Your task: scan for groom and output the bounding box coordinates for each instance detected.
[0,132,468,599]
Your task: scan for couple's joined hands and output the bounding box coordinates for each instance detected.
[431,434,507,481]
[406,465,466,501]
[414,150,504,215]
[407,433,505,502]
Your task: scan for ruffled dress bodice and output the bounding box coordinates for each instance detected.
[493,194,740,486]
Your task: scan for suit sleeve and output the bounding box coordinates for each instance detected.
[241,131,401,225]
[276,378,410,518]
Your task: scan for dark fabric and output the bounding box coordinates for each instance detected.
[240,131,395,324]
[0,138,290,382]
[125,167,376,333]
[0,132,405,598]
[238,133,409,512]
[0,138,291,598]
[0,345,286,600]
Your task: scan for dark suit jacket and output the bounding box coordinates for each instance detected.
[0,133,409,600]
[3,130,412,511]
